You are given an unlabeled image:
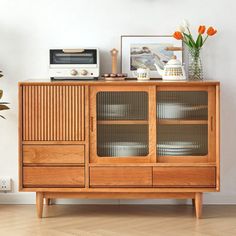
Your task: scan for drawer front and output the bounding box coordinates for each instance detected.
[90,167,152,187]
[153,167,216,187]
[23,167,85,187]
[23,145,84,164]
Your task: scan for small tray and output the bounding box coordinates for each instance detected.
[103,77,126,81]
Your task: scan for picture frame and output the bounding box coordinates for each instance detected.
[121,35,183,78]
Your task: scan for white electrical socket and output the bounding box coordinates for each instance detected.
[0,177,12,192]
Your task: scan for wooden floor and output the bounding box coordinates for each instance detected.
[0,205,236,236]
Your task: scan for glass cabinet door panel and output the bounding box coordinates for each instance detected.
[157,124,208,156]
[90,86,156,163]
[97,124,149,157]
[157,91,208,120]
[97,91,148,120]
[157,90,209,159]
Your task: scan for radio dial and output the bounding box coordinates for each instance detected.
[71,69,78,76]
[80,69,88,76]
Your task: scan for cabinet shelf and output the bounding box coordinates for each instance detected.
[158,119,208,125]
[97,120,149,125]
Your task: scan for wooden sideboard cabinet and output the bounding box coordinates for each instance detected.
[18,80,220,219]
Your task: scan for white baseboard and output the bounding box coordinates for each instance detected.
[0,192,236,205]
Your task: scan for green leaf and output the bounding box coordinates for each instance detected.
[0,104,9,110]
[183,33,197,48]
[196,34,203,49]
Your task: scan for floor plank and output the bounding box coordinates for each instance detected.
[0,205,235,236]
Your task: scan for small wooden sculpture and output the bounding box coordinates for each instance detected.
[102,48,127,80]
[111,48,118,74]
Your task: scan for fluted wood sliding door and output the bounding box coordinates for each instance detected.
[22,85,85,141]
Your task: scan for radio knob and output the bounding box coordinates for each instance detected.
[80,69,88,76]
[71,69,78,76]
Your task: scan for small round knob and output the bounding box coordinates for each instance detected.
[80,69,88,76]
[71,69,78,76]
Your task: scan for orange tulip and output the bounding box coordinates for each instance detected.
[198,25,206,34]
[173,31,183,40]
[207,27,217,36]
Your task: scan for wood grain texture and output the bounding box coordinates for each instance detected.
[19,79,220,86]
[23,145,84,164]
[21,187,217,193]
[22,85,85,141]
[18,85,23,190]
[44,192,195,199]
[2,205,236,234]
[208,86,217,163]
[18,81,220,220]
[23,167,85,187]
[216,84,220,191]
[195,192,203,219]
[90,167,152,187]
[153,167,216,187]
[36,192,44,218]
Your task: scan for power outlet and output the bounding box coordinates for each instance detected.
[0,177,12,192]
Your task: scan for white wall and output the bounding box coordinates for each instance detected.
[0,0,235,204]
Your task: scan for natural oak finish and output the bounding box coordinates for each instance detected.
[90,167,152,187]
[153,167,216,187]
[22,85,85,141]
[18,80,220,219]
[23,167,85,187]
[195,192,203,219]
[1,205,236,236]
[23,145,84,164]
[36,192,44,218]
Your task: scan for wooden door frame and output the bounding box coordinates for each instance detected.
[89,85,156,164]
[156,85,216,164]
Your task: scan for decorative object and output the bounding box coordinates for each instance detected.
[132,68,150,80]
[111,48,118,74]
[173,20,217,80]
[0,71,9,119]
[156,55,186,81]
[121,35,183,78]
[102,48,127,80]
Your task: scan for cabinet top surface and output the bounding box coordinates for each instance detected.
[19,79,220,86]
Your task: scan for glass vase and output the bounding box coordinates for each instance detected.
[188,48,203,80]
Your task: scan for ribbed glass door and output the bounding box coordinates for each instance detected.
[157,90,209,159]
[97,91,149,157]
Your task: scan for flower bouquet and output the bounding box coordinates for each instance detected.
[173,20,217,80]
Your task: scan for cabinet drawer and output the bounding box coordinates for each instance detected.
[90,167,152,187]
[23,167,85,187]
[153,167,216,187]
[23,145,84,164]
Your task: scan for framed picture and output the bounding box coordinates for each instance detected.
[121,35,183,78]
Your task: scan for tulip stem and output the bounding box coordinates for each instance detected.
[203,35,209,45]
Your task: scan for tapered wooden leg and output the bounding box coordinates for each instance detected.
[36,192,44,218]
[195,192,202,219]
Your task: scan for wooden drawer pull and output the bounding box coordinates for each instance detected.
[90,116,94,132]
[211,116,214,132]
